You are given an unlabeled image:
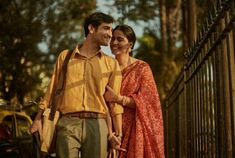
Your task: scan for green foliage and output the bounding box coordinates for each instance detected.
[0,0,96,104]
[136,29,183,99]
[0,0,46,103]
[0,0,213,104]
[113,0,159,23]
[111,0,184,99]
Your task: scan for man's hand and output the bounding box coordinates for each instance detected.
[108,133,126,158]
[108,133,126,152]
[30,119,42,138]
[29,108,44,136]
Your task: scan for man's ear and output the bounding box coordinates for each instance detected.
[88,24,95,34]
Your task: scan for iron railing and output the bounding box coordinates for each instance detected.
[163,0,235,157]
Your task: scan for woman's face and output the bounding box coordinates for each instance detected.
[110,30,131,55]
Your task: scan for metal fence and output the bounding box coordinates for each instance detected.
[163,0,235,157]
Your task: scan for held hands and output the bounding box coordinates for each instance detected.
[108,133,126,158]
[108,133,126,152]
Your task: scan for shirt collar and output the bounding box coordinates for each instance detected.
[73,44,103,58]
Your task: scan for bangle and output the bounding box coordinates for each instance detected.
[121,96,124,106]
[122,96,128,106]
[108,133,115,141]
[115,134,123,140]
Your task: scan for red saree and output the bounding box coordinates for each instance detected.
[119,60,165,158]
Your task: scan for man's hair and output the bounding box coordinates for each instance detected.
[84,12,114,37]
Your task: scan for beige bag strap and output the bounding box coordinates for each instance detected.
[49,50,73,120]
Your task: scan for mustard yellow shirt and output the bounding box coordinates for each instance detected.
[39,46,123,116]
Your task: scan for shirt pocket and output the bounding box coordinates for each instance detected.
[66,60,84,90]
[90,57,111,93]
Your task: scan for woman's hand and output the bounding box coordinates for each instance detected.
[108,133,126,158]
[104,85,122,103]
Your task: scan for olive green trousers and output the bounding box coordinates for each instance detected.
[55,116,108,158]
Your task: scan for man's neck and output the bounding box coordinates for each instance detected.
[79,38,100,58]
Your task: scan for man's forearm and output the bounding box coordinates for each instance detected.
[34,108,44,120]
[113,114,122,136]
[105,113,113,136]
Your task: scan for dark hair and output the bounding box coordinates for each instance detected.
[83,12,114,37]
[113,25,136,56]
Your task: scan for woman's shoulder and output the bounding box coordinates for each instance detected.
[133,58,150,68]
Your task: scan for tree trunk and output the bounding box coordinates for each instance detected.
[188,0,197,46]
[166,0,181,58]
[159,0,167,54]
[182,0,189,51]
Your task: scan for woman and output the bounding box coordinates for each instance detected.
[104,25,165,158]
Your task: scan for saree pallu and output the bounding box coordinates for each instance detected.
[119,60,165,158]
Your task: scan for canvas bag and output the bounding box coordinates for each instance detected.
[40,50,72,153]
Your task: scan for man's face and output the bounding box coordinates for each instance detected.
[92,23,112,46]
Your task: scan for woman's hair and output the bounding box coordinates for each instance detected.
[113,25,136,56]
[84,12,114,37]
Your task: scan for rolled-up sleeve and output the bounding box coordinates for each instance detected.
[38,50,67,110]
[108,60,123,116]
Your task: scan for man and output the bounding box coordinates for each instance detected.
[30,12,123,158]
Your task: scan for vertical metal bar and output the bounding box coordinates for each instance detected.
[194,65,197,158]
[208,39,212,158]
[213,24,220,158]
[225,10,235,157]
[197,49,202,158]
[211,56,216,158]
[201,61,205,158]
[206,38,211,158]
[220,14,233,157]
[164,104,169,158]
[192,61,198,157]
[194,60,198,158]
[191,66,196,158]
[183,67,188,158]
[197,48,202,158]
[208,56,214,158]
[203,62,207,158]
[188,67,192,157]
[194,62,199,158]
[210,30,216,158]
[186,67,192,158]
[205,41,210,158]
[217,20,227,157]
[212,54,217,158]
